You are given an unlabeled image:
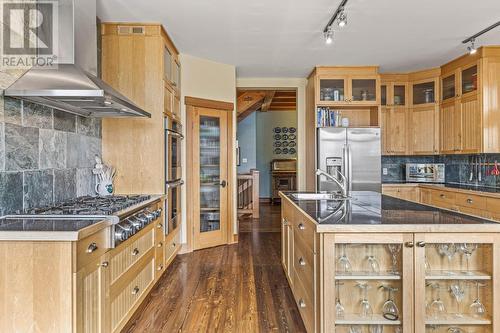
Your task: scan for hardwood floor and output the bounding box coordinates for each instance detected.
[125,203,306,332]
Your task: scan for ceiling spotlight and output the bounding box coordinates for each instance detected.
[467,38,477,54]
[324,27,333,44]
[337,8,347,27]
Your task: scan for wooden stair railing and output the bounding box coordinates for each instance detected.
[237,169,260,218]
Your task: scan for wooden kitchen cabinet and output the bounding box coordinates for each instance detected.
[408,69,440,155]
[316,68,380,106]
[101,23,181,194]
[381,76,409,155]
[75,254,110,333]
[382,185,419,202]
[281,199,294,282]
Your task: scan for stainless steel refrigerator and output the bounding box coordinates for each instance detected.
[317,128,381,193]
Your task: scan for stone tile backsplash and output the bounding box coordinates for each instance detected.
[382,154,500,188]
[0,97,102,215]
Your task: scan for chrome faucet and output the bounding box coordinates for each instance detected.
[316,169,349,198]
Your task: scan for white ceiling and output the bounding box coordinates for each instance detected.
[97,0,500,78]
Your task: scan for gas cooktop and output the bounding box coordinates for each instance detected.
[24,195,152,215]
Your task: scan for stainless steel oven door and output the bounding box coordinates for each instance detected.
[165,119,183,183]
[165,179,183,235]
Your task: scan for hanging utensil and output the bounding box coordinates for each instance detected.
[469,156,474,182]
[492,160,500,176]
[478,155,482,182]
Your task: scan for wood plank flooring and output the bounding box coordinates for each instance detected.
[125,203,306,332]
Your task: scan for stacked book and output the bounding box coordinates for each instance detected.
[317,107,341,127]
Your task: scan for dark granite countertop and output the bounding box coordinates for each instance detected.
[282,191,500,232]
[0,216,112,241]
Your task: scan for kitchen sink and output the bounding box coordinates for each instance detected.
[290,193,349,201]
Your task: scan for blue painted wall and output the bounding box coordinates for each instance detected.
[256,111,297,198]
[236,112,257,173]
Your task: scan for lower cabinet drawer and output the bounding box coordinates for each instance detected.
[293,214,315,253]
[110,226,155,283]
[430,189,456,205]
[76,227,110,271]
[455,193,487,210]
[110,252,155,332]
[165,229,180,263]
[486,197,500,215]
[293,233,314,292]
[292,267,315,333]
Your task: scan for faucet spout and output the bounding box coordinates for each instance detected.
[316,169,348,197]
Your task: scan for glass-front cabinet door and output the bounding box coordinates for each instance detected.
[461,65,478,96]
[393,84,406,106]
[381,85,387,106]
[442,74,456,101]
[351,78,377,103]
[319,77,347,103]
[164,46,172,83]
[413,81,436,105]
[194,109,228,249]
[414,233,499,333]
[325,233,413,333]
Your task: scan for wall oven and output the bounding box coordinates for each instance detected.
[165,117,184,235]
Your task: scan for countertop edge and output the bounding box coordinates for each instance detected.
[279,191,500,233]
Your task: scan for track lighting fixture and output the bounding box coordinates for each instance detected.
[467,39,477,55]
[462,21,500,55]
[337,8,347,28]
[322,0,348,45]
[324,27,333,45]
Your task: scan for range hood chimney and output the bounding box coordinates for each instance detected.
[4,0,150,118]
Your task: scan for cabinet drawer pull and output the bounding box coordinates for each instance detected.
[440,194,445,198]
[467,198,473,204]
[298,223,305,230]
[132,248,140,256]
[298,299,306,308]
[405,241,414,248]
[417,241,426,248]
[298,257,306,266]
[132,286,140,295]
[172,242,176,248]
[157,223,163,229]
[86,242,98,253]
[101,261,109,268]
[157,242,163,248]
[157,264,164,271]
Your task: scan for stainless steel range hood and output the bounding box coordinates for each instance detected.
[3,0,150,118]
[4,64,150,118]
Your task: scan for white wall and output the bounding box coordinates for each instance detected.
[179,54,237,244]
[236,78,307,191]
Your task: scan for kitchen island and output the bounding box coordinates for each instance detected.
[280,191,500,333]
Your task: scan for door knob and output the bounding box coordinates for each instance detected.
[220,180,227,188]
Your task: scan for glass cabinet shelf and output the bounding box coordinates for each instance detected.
[425,315,491,325]
[335,313,402,325]
[335,273,401,280]
[425,271,491,280]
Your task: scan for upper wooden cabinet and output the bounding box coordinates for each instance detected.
[101,23,180,194]
[381,74,409,155]
[315,67,380,106]
[408,69,440,155]
[438,47,500,154]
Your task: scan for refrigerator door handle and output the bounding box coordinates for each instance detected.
[347,144,352,195]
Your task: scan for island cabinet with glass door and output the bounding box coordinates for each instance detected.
[280,192,500,333]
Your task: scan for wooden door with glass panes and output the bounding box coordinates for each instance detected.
[324,233,414,333]
[192,107,229,250]
[414,233,500,333]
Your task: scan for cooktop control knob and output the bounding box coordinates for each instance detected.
[154,208,163,219]
[121,221,136,235]
[128,217,142,231]
[115,224,130,242]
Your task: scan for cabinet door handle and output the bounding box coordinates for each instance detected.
[405,241,414,248]
[86,242,98,253]
[157,264,164,271]
[173,242,177,247]
[132,286,140,295]
[417,241,426,248]
[101,261,109,268]
[298,299,306,308]
[467,198,473,204]
[298,223,305,230]
[298,257,306,266]
[132,248,140,256]
[157,223,163,229]
[440,194,445,198]
[157,242,163,248]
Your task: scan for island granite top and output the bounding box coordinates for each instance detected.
[281,191,500,233]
